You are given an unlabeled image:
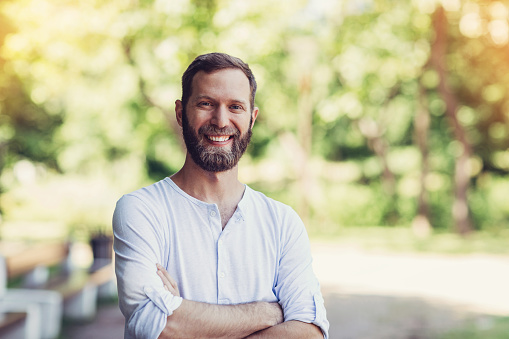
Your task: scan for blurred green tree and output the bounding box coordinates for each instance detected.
[0,0,508,238]
[0,8,62,224]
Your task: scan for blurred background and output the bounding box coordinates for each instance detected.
[1,0,509,338]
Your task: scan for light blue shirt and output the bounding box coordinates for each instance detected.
[113,177,329,338]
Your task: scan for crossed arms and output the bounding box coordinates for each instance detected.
[113,193,328,338]
[155,264,323,339]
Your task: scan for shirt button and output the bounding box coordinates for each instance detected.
[218,239,223,246]
[210,211,217,217]
[219,272,225,278]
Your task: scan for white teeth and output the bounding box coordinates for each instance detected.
[208,135,230,142]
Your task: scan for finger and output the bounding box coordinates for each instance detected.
[157,268,171,287]
[155,264,172,285]
[160,268,180,296]
[156,264,179,296]
[169,278,180,297]
[167,273,179,292]
[157,264,178,288]
[158,271,178,295]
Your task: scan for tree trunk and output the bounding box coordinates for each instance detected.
[357,86,399,198]
[412,81,432,237]
[431,6,473,235]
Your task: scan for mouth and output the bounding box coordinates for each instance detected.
[205,135,233,143]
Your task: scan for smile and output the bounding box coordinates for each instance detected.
[206,135,232,142]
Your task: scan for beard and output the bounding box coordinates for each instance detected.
[181,109,252,172]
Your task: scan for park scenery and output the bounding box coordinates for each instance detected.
[1,0,509,338]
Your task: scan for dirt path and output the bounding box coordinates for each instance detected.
[312,242,509,338]
[63,242,509,338]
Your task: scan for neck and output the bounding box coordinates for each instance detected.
[170,154,244,204]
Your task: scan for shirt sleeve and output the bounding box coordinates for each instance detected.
[113,194,183,339]
[273,208,330,338]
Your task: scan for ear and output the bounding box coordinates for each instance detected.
[250,107,259,129]
[175,100,183,127]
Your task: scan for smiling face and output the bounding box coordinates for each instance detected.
[176,68,258,172]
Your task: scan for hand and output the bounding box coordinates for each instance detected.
[156,263,181,297]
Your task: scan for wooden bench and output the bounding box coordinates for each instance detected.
[3,242,70,281]
[0,240,116,339]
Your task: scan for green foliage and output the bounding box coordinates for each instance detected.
[470,174,509,232]
[308,226,509,255]
[440,317,509,339]
[0,0,508,239]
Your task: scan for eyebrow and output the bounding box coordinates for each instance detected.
[194,95,248,106]
[194,95,214,102]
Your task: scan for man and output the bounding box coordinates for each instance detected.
[113,53,329,338]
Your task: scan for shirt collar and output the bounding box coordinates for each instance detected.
[234,184,250,222]
[166,177,248,222]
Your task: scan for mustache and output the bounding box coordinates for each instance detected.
[198,125,240,136]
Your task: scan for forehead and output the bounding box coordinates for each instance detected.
[190,68,251,103]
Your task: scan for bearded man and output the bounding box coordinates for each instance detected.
[113,53,329,338]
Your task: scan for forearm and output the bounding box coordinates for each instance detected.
[158,299,283,339]
[244,320,323,339]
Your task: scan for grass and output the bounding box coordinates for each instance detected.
[308,225,509,256]
[439,317,509,339]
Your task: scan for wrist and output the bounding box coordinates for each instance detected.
[262,302,283,327]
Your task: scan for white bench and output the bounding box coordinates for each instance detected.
[0,241,115,339]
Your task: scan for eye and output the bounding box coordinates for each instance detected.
[230,104,243,111]
[198,102,212,107]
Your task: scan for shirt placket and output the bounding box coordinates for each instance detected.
[217,229,230,305]
[217,210,245,305]
[207,205,228,304]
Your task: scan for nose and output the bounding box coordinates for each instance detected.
[210,105,229,128]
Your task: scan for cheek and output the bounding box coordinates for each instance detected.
[188,115,207,130]
[234,116,252,131]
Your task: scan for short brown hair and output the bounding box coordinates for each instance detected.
[181,53,257,111]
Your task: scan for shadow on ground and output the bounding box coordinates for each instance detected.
[60,300,124,339]
[324,289,505,339]
[60,291,505,339]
